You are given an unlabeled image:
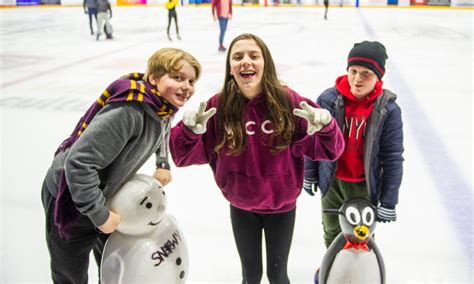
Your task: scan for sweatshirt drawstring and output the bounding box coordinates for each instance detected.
[159,120,170,158]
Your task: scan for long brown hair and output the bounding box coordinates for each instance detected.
[214,33,295,155]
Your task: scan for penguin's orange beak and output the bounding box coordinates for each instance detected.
[354,225,369,240]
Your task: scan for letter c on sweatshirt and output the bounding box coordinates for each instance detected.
[261,120,274,134]
[245,121,256,135]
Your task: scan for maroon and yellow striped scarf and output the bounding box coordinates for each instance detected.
[56,72,177,154]
[54,72,177,239]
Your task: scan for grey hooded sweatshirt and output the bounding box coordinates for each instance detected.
[44,102,171,227]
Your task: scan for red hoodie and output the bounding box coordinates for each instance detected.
[334,75,383,182]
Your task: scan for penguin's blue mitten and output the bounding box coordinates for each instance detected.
[377,204,396,222]
[303,178,317,196]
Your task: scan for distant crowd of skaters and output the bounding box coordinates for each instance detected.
[82,0,232,52]
[83,0,113,40]
[83,0,337,48]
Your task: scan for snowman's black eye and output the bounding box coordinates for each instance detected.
[140,197,153,209]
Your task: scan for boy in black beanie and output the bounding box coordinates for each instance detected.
[304,40,404,282]
[347,40,388,80]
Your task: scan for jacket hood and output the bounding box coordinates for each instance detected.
[335,75,383,105]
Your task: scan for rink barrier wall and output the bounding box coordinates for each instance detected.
[1,0,472,8]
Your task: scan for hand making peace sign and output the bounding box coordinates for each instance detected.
[183,101,217,134]
[293,101,332,135]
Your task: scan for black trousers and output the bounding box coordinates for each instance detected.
[87,8,98,33]
[42,182,110,284]
[167,9,179,35]
[230,205,296,284]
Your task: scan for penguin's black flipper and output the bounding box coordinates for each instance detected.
[368,238,386,284]
[319,233,346,284]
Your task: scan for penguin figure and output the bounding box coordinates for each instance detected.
[101,174,188,284]
[318,198,386,284]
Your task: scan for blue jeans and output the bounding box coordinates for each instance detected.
[87,7,97,33]
[218,17,229,45]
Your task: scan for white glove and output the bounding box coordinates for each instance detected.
[182,101,217,134]
[293,101,332,135]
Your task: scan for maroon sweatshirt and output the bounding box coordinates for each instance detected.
[170,88,344,213]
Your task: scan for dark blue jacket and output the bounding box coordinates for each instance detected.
[304,87,404,208]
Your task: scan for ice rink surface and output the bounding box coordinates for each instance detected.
[1,4,473,283]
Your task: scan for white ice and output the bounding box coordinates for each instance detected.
[1,5,472,284]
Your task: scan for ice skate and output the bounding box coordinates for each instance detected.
[218,44,227,52]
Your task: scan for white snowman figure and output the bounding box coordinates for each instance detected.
[101,174,188,283]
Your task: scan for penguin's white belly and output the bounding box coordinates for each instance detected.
[326,249,381,284]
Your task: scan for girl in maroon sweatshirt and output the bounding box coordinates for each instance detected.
[170,33,344,283]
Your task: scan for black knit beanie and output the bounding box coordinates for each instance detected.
[347,41,388,79]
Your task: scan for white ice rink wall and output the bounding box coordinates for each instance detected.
[0,0,15,4]
[1,0,473,7]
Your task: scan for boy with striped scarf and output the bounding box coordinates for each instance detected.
[41,48,201,283]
